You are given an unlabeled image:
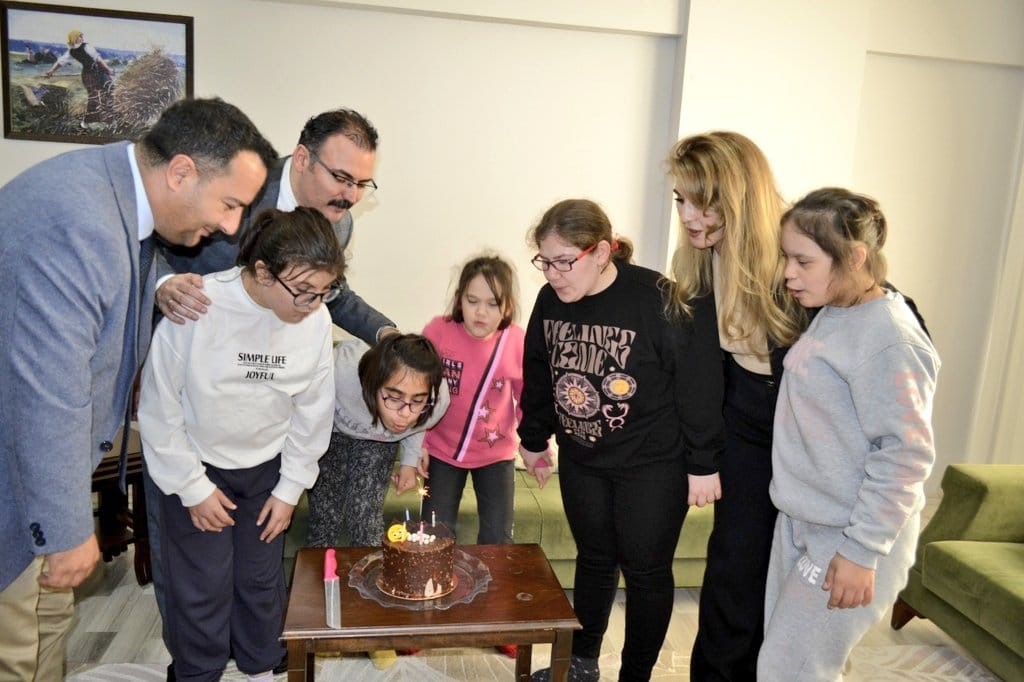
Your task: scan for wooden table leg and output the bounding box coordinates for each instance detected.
[515,643,533,681]
[131,477,152,585]
[286,640,312,681]
[550,629,573,682]
[95,486,130,560]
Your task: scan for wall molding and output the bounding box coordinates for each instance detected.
[260,0,684,36]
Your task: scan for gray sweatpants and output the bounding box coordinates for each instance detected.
[757,512,920,681]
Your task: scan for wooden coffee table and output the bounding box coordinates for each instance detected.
[282,544,579,681]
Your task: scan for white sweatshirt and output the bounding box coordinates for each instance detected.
[770,292,940,569]
[139,268,335,507]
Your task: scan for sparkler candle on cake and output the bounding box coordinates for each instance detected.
[418,484,429,520]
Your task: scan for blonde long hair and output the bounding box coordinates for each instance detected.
[667,131,802,351]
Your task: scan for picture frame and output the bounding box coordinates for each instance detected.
[1,1,193,144]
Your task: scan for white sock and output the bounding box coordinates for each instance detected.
[246,672,273,682]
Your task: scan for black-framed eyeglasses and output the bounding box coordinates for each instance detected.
[530,242,598,272]
[272,272,342,307]
[308,149,378,195]
[380,391,433,414]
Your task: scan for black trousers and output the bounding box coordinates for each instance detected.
[560,454,688,682]
[690,354,778,681]
[160,456,286,682]
[422,457,515,544]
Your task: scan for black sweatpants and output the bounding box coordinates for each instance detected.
[559,454,688,682]
[160,456,286,682]
[690,354,778,681]
[422,457,515,544]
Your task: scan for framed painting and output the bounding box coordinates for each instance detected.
[1,1,193,144]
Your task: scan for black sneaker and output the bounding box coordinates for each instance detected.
[531,655,599,682]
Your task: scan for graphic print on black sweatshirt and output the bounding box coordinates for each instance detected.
[544,320,638,445]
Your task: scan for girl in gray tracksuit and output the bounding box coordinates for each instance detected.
[758,188,940,681]
[306,335,450,547]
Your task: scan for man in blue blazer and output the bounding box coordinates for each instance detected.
[155,107,396,343]
[0,97,276,680]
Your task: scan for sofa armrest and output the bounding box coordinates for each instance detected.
[918,464,1024,557]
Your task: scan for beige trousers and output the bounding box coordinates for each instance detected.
[0,556,75,681]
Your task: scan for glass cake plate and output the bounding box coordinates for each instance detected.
[347,549,492,611]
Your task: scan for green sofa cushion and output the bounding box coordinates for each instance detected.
[922,540,1024,656]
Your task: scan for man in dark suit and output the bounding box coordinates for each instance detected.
[155,107,396,342]
[0,98,276,681]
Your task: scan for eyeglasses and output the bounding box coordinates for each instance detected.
[380,392,433,414]
[272,272,342,307]
[307,149,378,195]
[530,242,598,272]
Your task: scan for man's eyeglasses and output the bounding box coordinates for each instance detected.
[530,242,598,272]
[308,149,378,195]
[273,272,342,307]
[380,392,433,414]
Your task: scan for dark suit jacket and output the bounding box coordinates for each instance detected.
[158,158,394,344]
[0,142,152,589]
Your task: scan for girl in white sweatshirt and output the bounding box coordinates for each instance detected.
[139,207,345,682]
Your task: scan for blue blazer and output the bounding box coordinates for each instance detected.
[158,158,395,344]
[0,142,150,590]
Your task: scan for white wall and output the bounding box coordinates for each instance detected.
[678,0,1024,481]
[853,53,1024,467]
[0,0,676,334]
[268,0,683,36]
[678,1,872,198]
[855,0,1024,470]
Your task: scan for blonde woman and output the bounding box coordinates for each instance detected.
[667,131,802,681]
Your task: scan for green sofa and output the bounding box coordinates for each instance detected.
[285,469,713,589]
[891,464,1024,682]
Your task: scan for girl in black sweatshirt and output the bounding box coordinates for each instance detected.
[519,199,724,682]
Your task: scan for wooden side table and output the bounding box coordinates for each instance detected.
[282,544,579,681]
[91,427,151,585]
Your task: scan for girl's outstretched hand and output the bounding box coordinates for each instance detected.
[822,553,875,609]
[687,472,722,507]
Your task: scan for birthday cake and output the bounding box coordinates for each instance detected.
[378,521,456,600]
